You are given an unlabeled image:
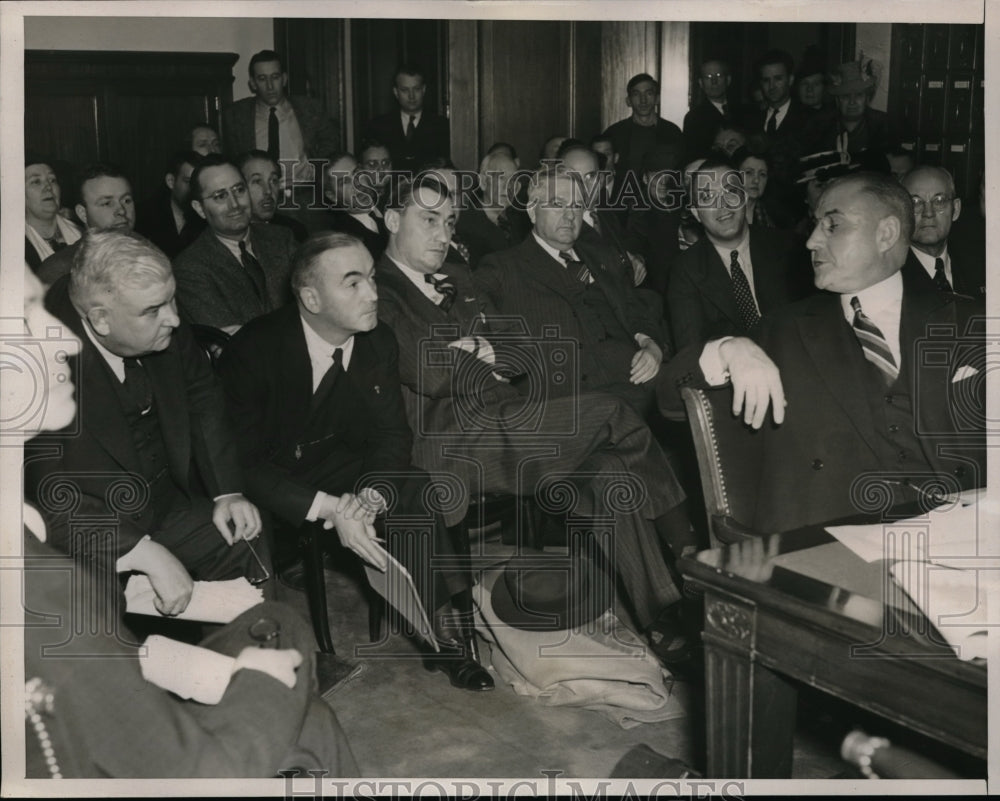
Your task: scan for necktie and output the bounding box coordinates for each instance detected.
[933,257,952,292]
[496,208,512,241]
[850,297,899,385]
[267,106,280,162]
[406,114,416,142]
[123,357,153,416]
[238,240,267,300]
[451,237,471,264]
[559,250,593,284]
[46,237,68,253]
[766,110,777,135]
[424,272,456,312]
[729,250,760,331]
[310,347,344,415]
[721,102,729,119]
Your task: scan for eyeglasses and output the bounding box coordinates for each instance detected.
[911,194,953,215]
[243,538,271,586]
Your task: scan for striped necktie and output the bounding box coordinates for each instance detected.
[850,296,899,384]
[559,250,593,284]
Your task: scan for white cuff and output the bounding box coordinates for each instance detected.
[306,491,332,523]
[474,336,496,365]
[699,337,735,386]
[140,635,235,705]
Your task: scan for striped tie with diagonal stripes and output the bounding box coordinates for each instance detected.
[850,296,898,384]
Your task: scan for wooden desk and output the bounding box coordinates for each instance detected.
[680,527,988,778]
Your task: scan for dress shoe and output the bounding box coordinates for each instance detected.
[425,639,495,691]
[277,562,307,592]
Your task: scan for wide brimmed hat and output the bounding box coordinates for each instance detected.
[490,550,612,632]
[796,150,856,184]
[828,60,876,96]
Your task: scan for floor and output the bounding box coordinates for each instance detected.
[274,530,851,781]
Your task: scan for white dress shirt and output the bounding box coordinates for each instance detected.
[909,245,953,288]
[765,98,791,131]
[710,230,759,310]
[839,269,903,369]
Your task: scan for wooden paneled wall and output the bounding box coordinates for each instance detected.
[601,22,661,131]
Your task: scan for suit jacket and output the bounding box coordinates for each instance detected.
[745,100,815,141]
[221,95,339,160]
[36,239,80,287]
[364,110,450,172]
[135,190,205,261]
[902,243,986,300]
[658,270,986,533]
[667,226,803,350]
[455,206,521,269]
[26,277,243,561]
[805,107,892,157]
[173,223,297,329]
[683,99,737,159]
[218,305,412,526]
[325,209,388,260]
[626,206,682,295]
[22,524,354,778]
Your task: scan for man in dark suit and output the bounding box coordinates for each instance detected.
[454,149,526,268]
[683,58,740,159]
[900,165,985,298]
[135,150,205,261]
[173,154,297,333]
[668,155,803,350]
[218,233,493,690]
[221,50,338,179]
[476,164,668,419]
[237,150,308,242]
[364,64,450,173]
[14,262,355,777]
[38,162,137,286]
[376,177,695,641]
[658,171,985,534]
[807,60,892,157]
[745,49,814,209]
[323,151,388,260]
[27,231,267,616]
[601,73,685,194]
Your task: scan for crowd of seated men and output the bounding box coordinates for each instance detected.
[19,43,986,778]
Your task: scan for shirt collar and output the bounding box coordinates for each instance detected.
[388,254,444,303]
[257,96,293,117]
[839,269,904,321]
[909,244,949,275]
[709,229,750,271]
[215,230,253,260]
[532,231,578,264]
[768,98,791,121]
[401,110,422,129]
[81,317,127,382]
[299,314,355,373]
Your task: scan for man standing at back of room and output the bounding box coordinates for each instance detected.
[364,64,451,174]
[222,50,338,218]
[601,73,684,199]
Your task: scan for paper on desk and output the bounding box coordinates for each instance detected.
[364,550,439,651]
[889,561,997,661]
[125,575,263,623]
[826,495,1000,566]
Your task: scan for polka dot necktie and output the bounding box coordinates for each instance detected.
[729,250,760,331]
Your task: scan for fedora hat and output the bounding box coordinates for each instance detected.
[796,150,856,184]
[828,60,876,96]
[490,550,612,632]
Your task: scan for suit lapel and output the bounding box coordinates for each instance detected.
[521,238,584,299]
[77,343,140,472]
[143,345,191,482]
[278,310,318,439]
[797,295,878,448]
[692,241,742,326]
[748,230,779,314]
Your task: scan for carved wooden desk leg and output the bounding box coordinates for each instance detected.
[702,591,798,777]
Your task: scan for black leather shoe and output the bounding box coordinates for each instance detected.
[425,640,495,691]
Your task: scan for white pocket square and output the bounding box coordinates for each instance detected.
[952,365,979,383]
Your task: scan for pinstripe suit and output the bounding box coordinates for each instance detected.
[376,254,685,627]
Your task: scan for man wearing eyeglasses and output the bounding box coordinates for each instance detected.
[901,165,985,298]
[683,58,740,159]
[173,155,298,333]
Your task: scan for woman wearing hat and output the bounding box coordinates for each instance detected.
[810,59,891,157]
